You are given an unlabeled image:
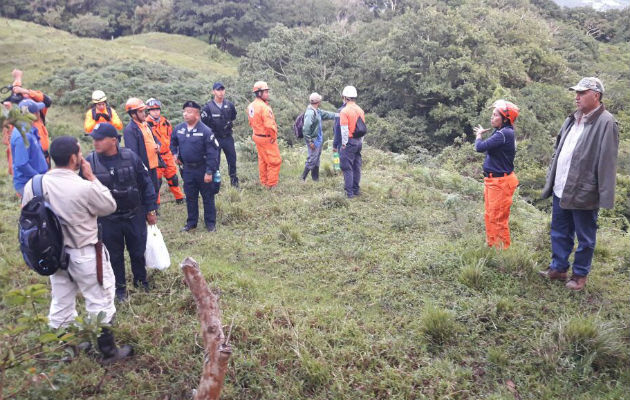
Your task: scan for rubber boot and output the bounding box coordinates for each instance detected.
[301,167,310,181]
[312,166,320,181]
[97,327,134,365]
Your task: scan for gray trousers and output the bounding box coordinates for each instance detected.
[304,143,323,170]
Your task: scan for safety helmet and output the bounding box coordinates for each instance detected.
[252,81,270,93]
[342,86,358,98]
[146,98,162,110]
[492,99,519,125]
[92,90,107,103]
[125,97,147,112]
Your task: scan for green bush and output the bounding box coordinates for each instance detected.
[420,305,458,345]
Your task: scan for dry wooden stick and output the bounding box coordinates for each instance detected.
[180,257,232,400]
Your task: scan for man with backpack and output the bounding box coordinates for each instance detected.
[339,86,366,198]
[21,135,133,364]
[84,90,123,134]
[201,82,239,188]
[87,123,158,300]
[300,92,337,181]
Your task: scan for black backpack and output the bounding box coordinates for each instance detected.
[354,116,367,138]
[293,112,306,139]
[18,175,68,276]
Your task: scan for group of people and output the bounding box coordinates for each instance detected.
[1,71,619,365]
[474,76,619,292]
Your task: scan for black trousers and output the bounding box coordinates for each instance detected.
[100,210,147,289]
[217,135,237,180]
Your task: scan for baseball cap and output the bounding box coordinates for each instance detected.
[212,82,225,90]
[569,77,605,94]
[18,99,45,114]
[91,123,119,140]
[182,100,201,110]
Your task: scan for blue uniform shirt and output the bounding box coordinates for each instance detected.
[171,121,219,175]
[10,126,48,192]
[475,125,516,175]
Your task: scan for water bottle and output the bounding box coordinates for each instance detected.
[213,170,221,183]
[333,152,340,171]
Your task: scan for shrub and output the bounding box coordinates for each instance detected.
[459,258,485,290]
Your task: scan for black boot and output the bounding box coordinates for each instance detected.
[301,167,310,181]
[230,175,239,188]
[97,327,133,365]
[312,166,320,181]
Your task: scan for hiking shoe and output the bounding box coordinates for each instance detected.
[206,224,216,232]
[538,268,568,281]
[134,281,150,292]
[180,225,197,232]
[115,288,127,302]
[566,275,587,291]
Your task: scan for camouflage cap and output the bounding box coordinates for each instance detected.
[569,77,604,94]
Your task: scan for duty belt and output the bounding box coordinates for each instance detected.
[184,161,205,168]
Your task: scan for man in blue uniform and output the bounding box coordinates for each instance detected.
[171,101,220,232]
[201,82,239,187]
[86,123,158,301]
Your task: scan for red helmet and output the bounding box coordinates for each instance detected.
[125,97,147,112]
[492,100,519,125]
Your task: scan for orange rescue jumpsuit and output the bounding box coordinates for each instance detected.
[247,97,281,187]
[147,115,184,202]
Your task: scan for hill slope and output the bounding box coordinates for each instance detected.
[1,18,629,400]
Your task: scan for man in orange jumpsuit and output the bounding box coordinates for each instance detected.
[84,90,124,134]
[145,98,184,204]
[247,81,281,188]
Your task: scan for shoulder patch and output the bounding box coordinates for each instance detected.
[248,106,255,118]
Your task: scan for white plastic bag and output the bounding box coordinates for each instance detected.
[145,224,170,270]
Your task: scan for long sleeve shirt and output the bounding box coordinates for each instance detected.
[22,169,116,249]
[474,125,516,175]
[303,106,337,147]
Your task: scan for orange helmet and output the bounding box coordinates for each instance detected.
[492,99,519,125]
[125,97,147,112]
[252,81,269,93]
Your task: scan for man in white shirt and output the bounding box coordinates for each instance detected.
[22,136,134,364]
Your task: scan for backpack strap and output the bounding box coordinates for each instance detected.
[32,174,44,197]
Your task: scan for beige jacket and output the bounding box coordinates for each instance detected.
[22,169,116,248]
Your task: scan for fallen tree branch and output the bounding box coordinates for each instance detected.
[180,257,232,400]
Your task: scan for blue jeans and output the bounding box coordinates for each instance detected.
[182,165,216,227]
[340,138,362,197]
[550,195,599,277]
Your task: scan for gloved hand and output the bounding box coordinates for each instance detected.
[96,113,111,121]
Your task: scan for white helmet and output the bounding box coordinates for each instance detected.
[92,90,107,103]
[342,86,357,98]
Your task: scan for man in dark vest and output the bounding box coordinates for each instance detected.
[201,82,239,187]
[86,123,158,301]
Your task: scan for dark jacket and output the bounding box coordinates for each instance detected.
[474,125,516,175]
[123,120,161,170]
[542,104,619,210]
[170,121,219,175]
[332,103,346,150]
[201,99,237,138]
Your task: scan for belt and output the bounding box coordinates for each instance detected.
[484,172,510,178]
[184,161,205,168]
[254,134,271,137]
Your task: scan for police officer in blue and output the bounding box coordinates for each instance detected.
[86,123,158,301]
[201,82,239,187]
[171,101,220,232]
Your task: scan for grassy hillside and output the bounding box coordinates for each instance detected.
[1,19,629,400]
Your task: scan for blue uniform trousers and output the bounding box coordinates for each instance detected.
[217,136,237,183]
[340,138,362,197]
[100,209,148,289]
[550,195,599,277]
[182,165,216,227]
